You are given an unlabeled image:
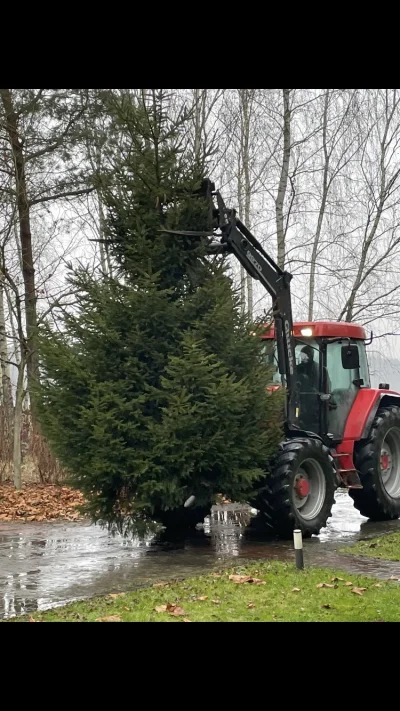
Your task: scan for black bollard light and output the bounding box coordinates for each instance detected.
[293,529,304,569]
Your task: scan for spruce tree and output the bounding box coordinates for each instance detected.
[36,91,283,533]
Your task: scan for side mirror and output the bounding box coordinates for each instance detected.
[341,344,359,370]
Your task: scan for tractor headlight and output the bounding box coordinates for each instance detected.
[300,327,313,337]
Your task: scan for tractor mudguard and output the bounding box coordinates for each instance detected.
[341,389,400,442]
[360,392,400,440]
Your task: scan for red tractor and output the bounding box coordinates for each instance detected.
[259,320,400,537]
[164,180,400,538]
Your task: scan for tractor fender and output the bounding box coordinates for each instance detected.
[341,389,400,443]
[360,391,400,440]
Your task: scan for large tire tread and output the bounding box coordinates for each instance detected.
[350,406,400,521]
[251,437,336,539]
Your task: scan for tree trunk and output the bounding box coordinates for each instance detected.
[276,89,291,269]
[97,191,108,274]
[13,359,25,490]
[0,89,38,400]
[194,88,202,161]
[238,89,254,316]
[308,90,330,320]
[0,275,13,412]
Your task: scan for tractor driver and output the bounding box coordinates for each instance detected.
[297,344,337,410]
[298,345,319,391]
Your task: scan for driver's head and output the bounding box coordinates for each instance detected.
[300,345,314,364]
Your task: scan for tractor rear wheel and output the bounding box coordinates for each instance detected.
[250,437,336,539]
[351,406,400,520]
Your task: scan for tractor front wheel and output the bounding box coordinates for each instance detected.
[351,406,400,520]
[250,437,336,539]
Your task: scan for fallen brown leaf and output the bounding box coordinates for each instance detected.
[211,573,222,578]
[316,583,336,589]
[211,600,220,604]
[345,581,353,586]
[292,587,301,592]
[168,606,186,617]
[229,574,252,583]
[154,605,168,613]
[388,575,400,581]
[331,577,344,582]
[351,587,367,596]
[95,615,121,622]
[108,593,125,599]
[321,604,331,609]
[197,596,208,601]
[29,617,36,622]
[229,574,266,585]
[374,583,382,588]
[248,603,255,609]
[183,618,192,622]
[152,582,169,588]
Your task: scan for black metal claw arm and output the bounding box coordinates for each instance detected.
[161,178,300,430]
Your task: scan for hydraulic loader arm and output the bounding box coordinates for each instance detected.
[161,178,301,432]
[203,181,300,431]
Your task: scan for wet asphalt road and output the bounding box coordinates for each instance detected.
[1,490,400,619]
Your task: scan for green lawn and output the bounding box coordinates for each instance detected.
[341,531,400,562]
[5,561,400,622]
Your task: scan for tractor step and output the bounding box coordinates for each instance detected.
[339,469,363,488]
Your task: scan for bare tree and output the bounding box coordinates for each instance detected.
[0,88,93,404]
[237,89,255,314]
[307,89,363,319]
[275,89,292,270]
[336,90,400,324]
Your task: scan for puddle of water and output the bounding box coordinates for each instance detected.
[1,490,400,619]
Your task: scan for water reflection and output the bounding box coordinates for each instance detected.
[1,491,400,619]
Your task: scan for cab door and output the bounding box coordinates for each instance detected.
[326,341,358,439]
[294,340,322,435]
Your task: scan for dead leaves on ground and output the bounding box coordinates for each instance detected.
[95,615,122,622]
[228,574,266,585]
[0,483,86,522]
[154,603,186,617]
[317,579,374,598]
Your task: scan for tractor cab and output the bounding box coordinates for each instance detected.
[261,321,371,441]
